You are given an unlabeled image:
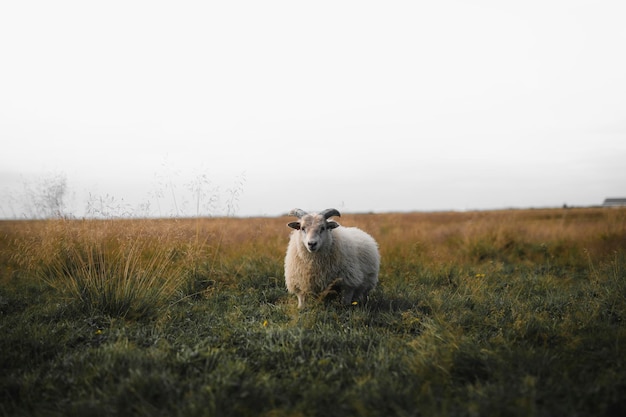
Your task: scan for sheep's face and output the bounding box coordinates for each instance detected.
[288,214,339,253]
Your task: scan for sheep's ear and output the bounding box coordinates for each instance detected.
[287,221,301,230]
[327,221,340,230]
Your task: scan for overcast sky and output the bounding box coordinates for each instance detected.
[1,1,625,218]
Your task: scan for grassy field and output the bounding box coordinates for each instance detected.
[1,208,625,416]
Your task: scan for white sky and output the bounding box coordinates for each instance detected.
[1,1,625,218]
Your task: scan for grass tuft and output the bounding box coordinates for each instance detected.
[10,220,191,319]
[45,237,181,319]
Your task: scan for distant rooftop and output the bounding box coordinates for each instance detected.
[603,198,626,207]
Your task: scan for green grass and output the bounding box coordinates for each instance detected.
[1,209,625,416]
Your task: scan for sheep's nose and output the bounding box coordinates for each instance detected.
[307,241,318,250]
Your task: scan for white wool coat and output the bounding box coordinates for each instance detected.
[284,226,380,302]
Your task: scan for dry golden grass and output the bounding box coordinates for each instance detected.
[3,207,624,279]
[2,207,623,317]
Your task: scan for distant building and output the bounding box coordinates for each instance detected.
[603,198,626,207]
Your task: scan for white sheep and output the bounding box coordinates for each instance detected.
[284,208,380,308]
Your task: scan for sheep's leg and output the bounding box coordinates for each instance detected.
[342,288,355,306]
[297,293,305,309]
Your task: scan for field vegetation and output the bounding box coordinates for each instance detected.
[1,208,625,416]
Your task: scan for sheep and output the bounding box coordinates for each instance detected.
[284,208,380,308]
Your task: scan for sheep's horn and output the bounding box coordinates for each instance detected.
[320,208,341,219]
[289,208,308,218]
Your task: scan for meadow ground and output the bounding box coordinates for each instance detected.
[1,208,625,416]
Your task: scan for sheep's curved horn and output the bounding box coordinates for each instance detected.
[320,208,341,219]
[289,208,308,218]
